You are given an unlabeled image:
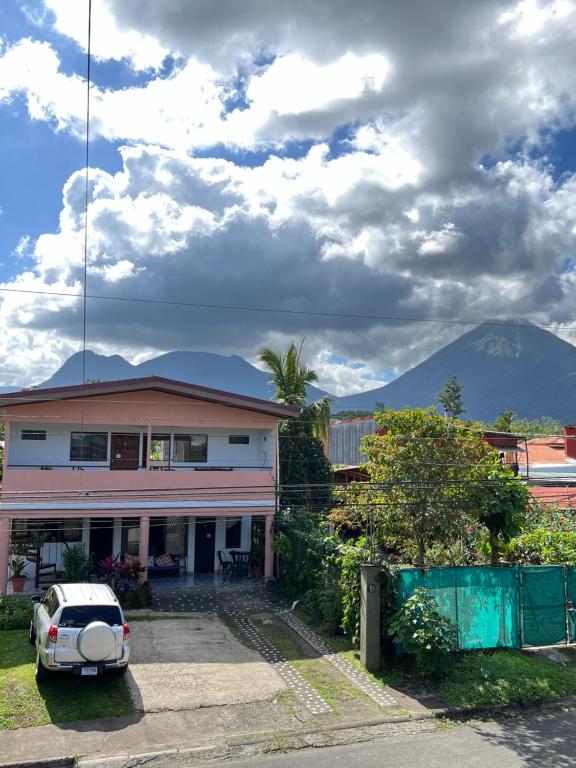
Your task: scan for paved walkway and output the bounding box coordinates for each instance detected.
[151,579,290,613]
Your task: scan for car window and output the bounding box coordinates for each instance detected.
[43,589,59,618]
[58,605,123,628]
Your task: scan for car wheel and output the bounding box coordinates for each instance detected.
[35,651,48,681]
[29,623,36,645]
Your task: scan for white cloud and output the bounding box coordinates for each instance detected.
[44,0,168,70]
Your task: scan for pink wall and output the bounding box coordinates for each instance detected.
[2,390,280,429]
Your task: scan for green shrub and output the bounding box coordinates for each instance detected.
[0,594,33,629]
[508,529,576,566]
[388,587,458,678]
[62,544,92,582]
[120,582,153,609]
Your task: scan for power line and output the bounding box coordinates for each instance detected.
[81,0,92,387]
[2,283,576,336]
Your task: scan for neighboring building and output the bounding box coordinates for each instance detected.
[520,427,576,509]
[0,377,298,593]
[328,418,376,465]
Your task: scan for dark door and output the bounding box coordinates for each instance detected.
[110,433,140,470]
[194,518,216,573]
[90,518,114,564]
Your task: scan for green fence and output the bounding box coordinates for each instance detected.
[397,565,576,650]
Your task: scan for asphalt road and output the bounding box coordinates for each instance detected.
[204,710,576,768]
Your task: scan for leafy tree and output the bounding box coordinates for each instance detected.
[259,341,333,594]
[258,339,331,442]
[509,416,562,437]
[493,410,515,433]
[438,375,465,419]
[471,463,531,565]
[333,410,375,420]
[337,407,497,567]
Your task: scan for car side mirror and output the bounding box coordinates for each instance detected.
[31,595,43,603]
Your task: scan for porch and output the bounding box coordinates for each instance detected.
[0,508,275,594]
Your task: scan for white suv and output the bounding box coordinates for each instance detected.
[30,583,130,680]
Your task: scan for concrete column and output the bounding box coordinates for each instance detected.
[360,564,381,672]
[264,514,274,579]
[139,516,150,581]
[0,517,11,595]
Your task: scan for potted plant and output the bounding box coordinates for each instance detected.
[9,556,28,593]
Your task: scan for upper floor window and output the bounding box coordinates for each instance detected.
[21,430,46,441]
[70,432,108,461]
[229,435,250,445]
[173,434,207,462]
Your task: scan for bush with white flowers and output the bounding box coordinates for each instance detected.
[388,587,458,677]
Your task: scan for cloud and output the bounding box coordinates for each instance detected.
[2,0,576,390]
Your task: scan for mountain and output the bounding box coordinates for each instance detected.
[39,350,330,402]
[334,321,576,423]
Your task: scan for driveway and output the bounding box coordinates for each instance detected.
[126,617,285,713]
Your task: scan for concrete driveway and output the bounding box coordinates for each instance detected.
[126,616,285,713]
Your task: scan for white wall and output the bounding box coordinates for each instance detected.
[186,516,252,573]
[8,423,274,470]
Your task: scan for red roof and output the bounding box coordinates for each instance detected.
[530,485,576,508]
[520,437,571,467]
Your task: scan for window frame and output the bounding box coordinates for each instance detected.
[225,518,242,549]
[172,434,208,463]
[228,435,250,445]
[70,431,109,462]
[21,430,47,441]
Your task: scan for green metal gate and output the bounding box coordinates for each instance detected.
[520,566,569,647]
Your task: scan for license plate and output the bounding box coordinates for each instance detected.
[81,666,98,676]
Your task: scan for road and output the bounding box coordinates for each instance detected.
[200,710,576,768]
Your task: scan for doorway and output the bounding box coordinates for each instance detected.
[89,518,114,563]
[194,518,216,573]
[110,433,140,470]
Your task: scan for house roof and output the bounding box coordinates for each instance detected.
[530,485,576,508]
[520,437,572,467]
[0,376,300,419]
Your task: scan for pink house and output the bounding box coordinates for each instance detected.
[0,377,298,593]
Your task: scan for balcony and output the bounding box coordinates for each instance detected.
[1,466,275,503]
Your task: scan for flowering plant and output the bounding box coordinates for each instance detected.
[388,587,458,677]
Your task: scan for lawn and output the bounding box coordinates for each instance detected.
[0,631,134,730]
[292,608,576,711]
[439,650,576,709]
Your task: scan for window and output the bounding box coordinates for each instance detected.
[11,519,82,545]
[70,432,108,461]
[225,518,242,549]
[229,435,250,445]
[173,434,207,462]
[21,430,46,441]
[43,588,59,619]
[59,605,122,628]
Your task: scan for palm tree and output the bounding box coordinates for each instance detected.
[258,340,332,442]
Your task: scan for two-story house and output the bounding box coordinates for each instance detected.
[0,377,298,593]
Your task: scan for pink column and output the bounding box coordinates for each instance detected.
[146,424,152,469]
[3,419,9,480]
[139,516,150,582]
[0,517,11,595]
[264,514,274,579]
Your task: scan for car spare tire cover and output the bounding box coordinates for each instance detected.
[77,621,117,662]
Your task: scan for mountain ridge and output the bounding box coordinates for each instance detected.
[36,321,576,422]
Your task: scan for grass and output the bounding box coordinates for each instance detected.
[440,650,576,710]
[292,607,352,653]
[252,616,378,714]
[0,630,134,730]
[291,609,576,711]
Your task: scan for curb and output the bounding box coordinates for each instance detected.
[0,758,76,768]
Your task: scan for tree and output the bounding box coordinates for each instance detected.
[258,339,332,443]
[471,464,530,565]
[438,375,465,419]
[337,407,497,567]
[258,341,333,593]
[493,410,515,433]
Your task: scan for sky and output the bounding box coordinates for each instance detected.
[1,0,576,394]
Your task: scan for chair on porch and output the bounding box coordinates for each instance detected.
[217,550,232,578]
